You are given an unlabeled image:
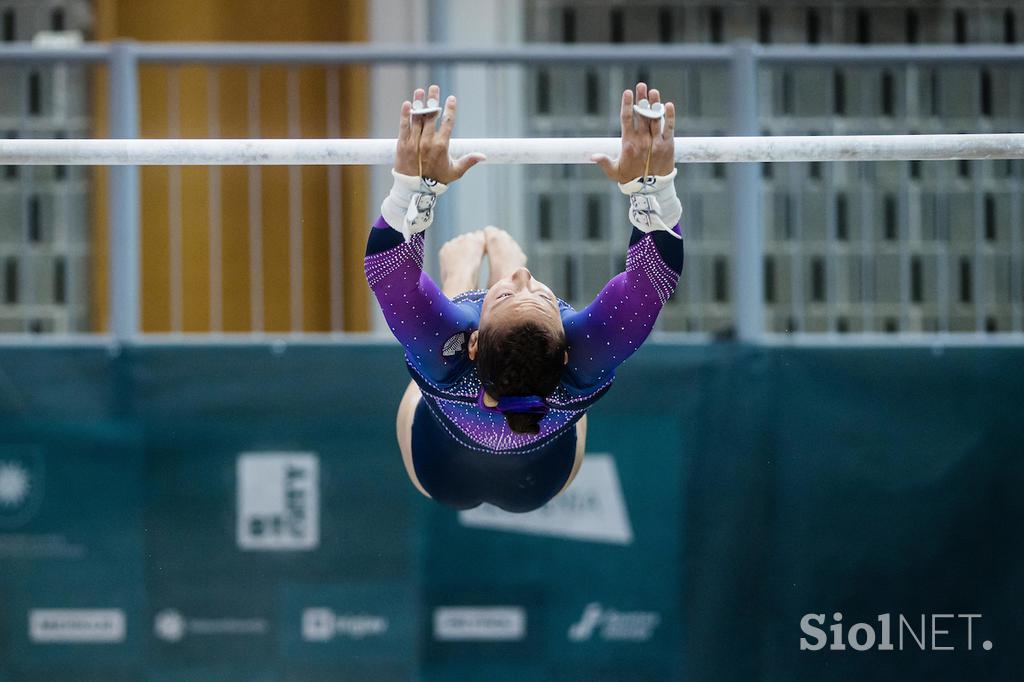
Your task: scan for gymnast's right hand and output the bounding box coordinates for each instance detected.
[395,84,486,184]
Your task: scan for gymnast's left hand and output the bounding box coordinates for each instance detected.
[592,82,676,183]
[395,84,486,184]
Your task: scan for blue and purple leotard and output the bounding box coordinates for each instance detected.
[365,215,683,511]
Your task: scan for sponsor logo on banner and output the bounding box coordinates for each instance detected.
[458,454,633,544]
[0,446,45,529]
[568,603,660,642]
[433,607,526,641]
[302,608,389,642]
[29,609,126,643]
[237,452,319,550]
[153,608,269,643]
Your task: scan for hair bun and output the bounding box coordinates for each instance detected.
[504,412,542,435]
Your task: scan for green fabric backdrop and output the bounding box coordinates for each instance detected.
[0,342,1020,680]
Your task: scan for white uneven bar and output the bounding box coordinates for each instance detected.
[2,134,1024,165]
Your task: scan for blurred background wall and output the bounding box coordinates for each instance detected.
[3,0,371,334]
[91,0,371,333]
[2,0,1021,337]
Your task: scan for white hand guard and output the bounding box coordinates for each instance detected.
[380,169,449,241]
[618,167,681,235]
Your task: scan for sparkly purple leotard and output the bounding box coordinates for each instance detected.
[365,215,683,511]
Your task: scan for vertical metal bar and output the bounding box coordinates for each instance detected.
[937,162,950,332]
[326,67,344,332]
[1012,71,1024,333]
[824,161,837,332]
[247,67,264,333]
[287,67,303,333]
[728,42,763,341]
[567,164,584,307]
[566,63,585,307]
[485,63,496,217]
[973,65,986,332]
[167,67,183,333]
[208,67,222,333]
[436,62,454,252]
[485,63,499,290]
[54,61,71,331]
[686,189,702,331]
[1012,158,1023,332]
[972,157,984,332]
[859,71,873,332]
[108,41,140,341]
[788,162,804,333]
[900,65,913,332]
[898,153,911,332]
[824,69,838,333]
[860,162,872,331]
[678,64,701,330]
[933,67,950,333]
[17,68,31,333]
[607,65,622,307]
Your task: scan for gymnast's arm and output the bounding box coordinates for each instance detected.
[563,82,683,388]
[363,85,486,382]
[562,226,683,387]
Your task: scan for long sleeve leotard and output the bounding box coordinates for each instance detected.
[365,215,684,452]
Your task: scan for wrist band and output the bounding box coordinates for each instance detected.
[381,169,448,241]
[618,168,681,233]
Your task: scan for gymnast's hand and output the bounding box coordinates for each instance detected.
[592,82,676,183]
[394,84,486,184]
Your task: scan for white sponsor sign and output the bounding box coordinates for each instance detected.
[237,452,319,550]
[29,609,126,643]
[302,608,389,641]
[568,603,661,642]
[458,454,633,544]
[154,608,268,643]
[433,607,526,641]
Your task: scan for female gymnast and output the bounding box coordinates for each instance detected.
[365,82,684,513]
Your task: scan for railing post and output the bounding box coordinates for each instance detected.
[729,41,764,341]
[108,40,140,342]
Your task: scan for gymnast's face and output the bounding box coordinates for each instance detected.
[470,266,564,354]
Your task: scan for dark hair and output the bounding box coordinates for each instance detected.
[475,321,568,434]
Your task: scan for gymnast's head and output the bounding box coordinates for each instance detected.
[468,266,568,435]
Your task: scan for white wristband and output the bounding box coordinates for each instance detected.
[618,168,681,234]
[380,169,449,241]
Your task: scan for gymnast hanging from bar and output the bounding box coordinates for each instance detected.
[365,82,683,513]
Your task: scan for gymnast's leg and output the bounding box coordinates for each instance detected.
[440,230,487,297]
[396,380,430,498]
[482,226,527,286]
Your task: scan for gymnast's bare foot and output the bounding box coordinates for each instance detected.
[440,230,487,297]
[483,226,527,288]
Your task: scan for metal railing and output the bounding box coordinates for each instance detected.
[1,41,1023,345]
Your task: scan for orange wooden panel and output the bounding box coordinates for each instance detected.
[90,0,369,333]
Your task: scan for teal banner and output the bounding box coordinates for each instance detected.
[0,343,1021,680]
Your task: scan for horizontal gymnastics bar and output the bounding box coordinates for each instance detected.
[4,42,1024,65]
[2,134,1023,165]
